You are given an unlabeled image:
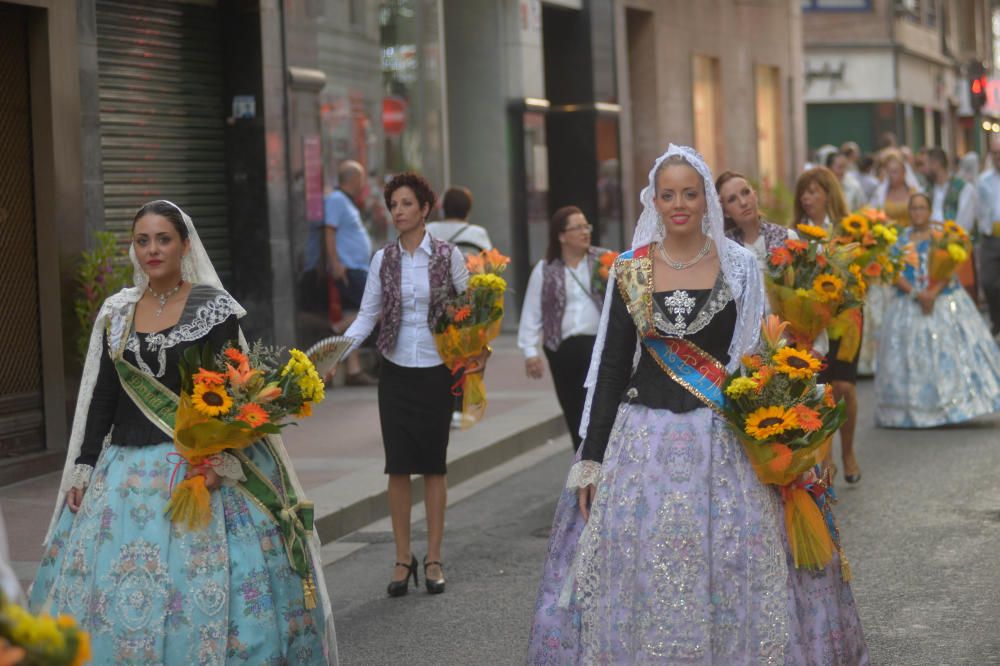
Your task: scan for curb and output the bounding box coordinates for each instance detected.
[310,399,566,543]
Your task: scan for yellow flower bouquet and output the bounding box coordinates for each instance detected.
[765,230,865,360]
[433,249,510,428]
[927,220,972,285]
[167,343,324,530]
[721,316,848,572]
[0,593,91,666]
[831,209,911,286]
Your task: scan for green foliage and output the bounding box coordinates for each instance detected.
[753,178,795,228]
[73,231,131,362]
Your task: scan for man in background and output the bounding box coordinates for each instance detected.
[426,186,493,255]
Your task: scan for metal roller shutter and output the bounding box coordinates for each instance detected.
[96,0,230,277]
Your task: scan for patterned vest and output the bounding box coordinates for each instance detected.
[724,218,789,254]
[943,177,966,220]
[541,247,607,351]
[376,237,455,356]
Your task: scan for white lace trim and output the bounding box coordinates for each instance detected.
[210,452,246,487]
[566,460,602,489]
[125,292,242,378]
[69,463,93,490]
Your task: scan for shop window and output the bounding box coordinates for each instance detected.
[692,54,723,173]
[755,65,784,193]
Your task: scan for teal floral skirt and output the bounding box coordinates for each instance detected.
[30,442,330,665]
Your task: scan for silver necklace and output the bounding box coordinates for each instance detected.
[148,280,183,317]
[658,237,711,270]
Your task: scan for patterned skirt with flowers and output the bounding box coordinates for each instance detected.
[527,404,868,665]
[29,442,329,665]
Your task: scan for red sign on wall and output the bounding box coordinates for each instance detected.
[382,96,408,136]
[303,135,324,223]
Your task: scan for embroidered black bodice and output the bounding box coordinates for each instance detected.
[580,274,737,464]
[77,285,240,467]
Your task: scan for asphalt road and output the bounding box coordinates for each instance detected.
[324,380,1000,665]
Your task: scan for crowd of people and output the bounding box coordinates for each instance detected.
[19,130,1000,664]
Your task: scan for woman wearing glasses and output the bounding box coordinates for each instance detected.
[518,206,613,451]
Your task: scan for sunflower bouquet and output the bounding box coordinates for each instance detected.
[927,220,972,285]
[433,248,511,428]
[830,209,909,286]
[0,593,91,665]
[722,315,847,572]
[166,342,325,530]
[765,228,864,358]
[591,250,619,297]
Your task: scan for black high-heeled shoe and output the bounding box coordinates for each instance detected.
[424,556,445,595]
[387,555,419,597]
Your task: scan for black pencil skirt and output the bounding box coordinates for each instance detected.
[543,335,597,451]
[820,315,864,385]
[378,359,453,475]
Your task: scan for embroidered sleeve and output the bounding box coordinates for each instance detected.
[69,463,94,490]
[566,460,601,489]
[210,452,246,487]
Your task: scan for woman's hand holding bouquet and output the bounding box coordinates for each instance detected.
[166,343,324,530]
[766,226,865,360]
[722,315,848,573]
[433,249,510,428]
[928,220,972,285]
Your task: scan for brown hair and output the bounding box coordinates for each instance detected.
[546,206,585,263]
[793,167,848,226]
[383,172,436,217]
[442,186,473,219]
[715,170,752,231]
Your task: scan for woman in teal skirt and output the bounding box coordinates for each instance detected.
[30,201,337,664]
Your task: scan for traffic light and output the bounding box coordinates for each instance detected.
[970,60,988,114]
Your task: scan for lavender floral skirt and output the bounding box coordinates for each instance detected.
[527,404,868,665]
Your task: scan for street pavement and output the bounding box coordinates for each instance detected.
[325,379,1000,665]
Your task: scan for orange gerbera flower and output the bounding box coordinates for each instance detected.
[791,403,823,432]
[785,239,808,253]
[193,368,225,386]
[753,366,775,389]
[237,403,270,428]
[862,261,883,278]
[224,348,249,365]
[599,250,618,267]
[770,247,793,267]
[742,354,764,370]
[453,305,472,323]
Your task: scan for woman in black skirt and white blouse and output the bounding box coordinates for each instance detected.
[517,206,610,451]
[343,173,469,596]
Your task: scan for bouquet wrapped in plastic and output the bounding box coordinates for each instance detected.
[433,249,510,428]
[591,250,619,298]
[167,343,324,530]
[0,593,90,665]
[722,315,848,573]
[765,227,865,360]
[928,220,972,285]
[830,208,911,286]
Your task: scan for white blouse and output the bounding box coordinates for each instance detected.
[345,232,469,368]
[517,258,602,359]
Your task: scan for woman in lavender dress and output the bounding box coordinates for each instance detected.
[526,146,868,665]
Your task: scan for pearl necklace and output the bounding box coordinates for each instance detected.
[658,237,711,270]
[148,280,184,317]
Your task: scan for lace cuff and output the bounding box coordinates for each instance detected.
[210,452,246,487]
[565,460,601,489]
[69,464,94,490]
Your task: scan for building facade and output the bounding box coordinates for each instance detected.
[613,0,806,224]
[803,0,996,157]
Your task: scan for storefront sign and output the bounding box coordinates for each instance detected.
[382,96,408,136]
[303,135,324,223]
[231,95,256,120]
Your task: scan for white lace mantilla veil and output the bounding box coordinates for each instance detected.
[578,144,764,439]
[43,201,337,657]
